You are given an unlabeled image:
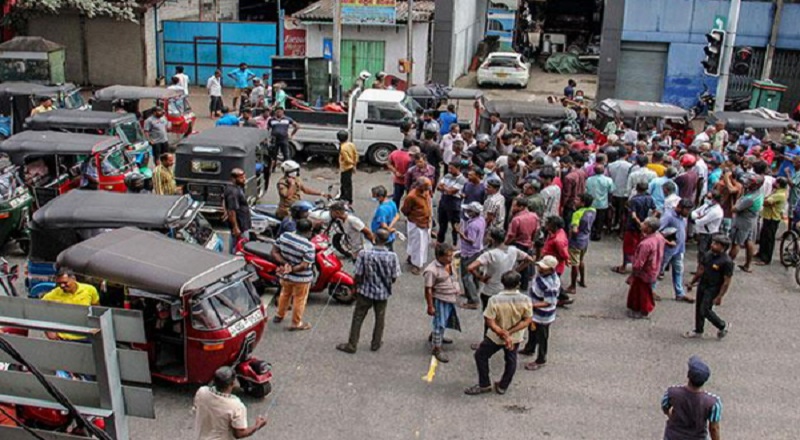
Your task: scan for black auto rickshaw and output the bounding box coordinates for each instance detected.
[25,189,224,299]
[0,131,134,207]
[406,85,483,130]
[0,82,85,139]
[706,110,792,137]
[0,157,33,253]
[175,127,268,216]
[595,98,692,135]
[57,227,273,397]
[25,109,154,178]
[478,99,569,133]
[92,85,195,139]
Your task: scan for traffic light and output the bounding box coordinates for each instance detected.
[732,46,753,75]
[702,29,725,76]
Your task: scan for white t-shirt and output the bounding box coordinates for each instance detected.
[342,214,367,251]
[193,386,247,440]
[175,73,190,95]
[207,76,222,97]
[477,246,527,296]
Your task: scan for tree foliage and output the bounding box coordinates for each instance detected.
[12,0,142,22]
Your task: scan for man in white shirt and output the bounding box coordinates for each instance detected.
[193,366,266,439]
[250,78,266,113]
[691,191,724,266]
[607,150,632,231]
[440,123,462,164]
[206,69,223,118]
[691,126,716,148]
[174,66,190,96]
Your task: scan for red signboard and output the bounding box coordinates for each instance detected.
[284,28,306,57]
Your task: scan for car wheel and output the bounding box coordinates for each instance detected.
[366,143,395,167]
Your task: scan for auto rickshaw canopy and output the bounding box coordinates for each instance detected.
[707,111,792,131]
[57,227,246,296]
[32,190,200,230]
[595,99,689,120]
[479,99,567,132]
[0,82,78,98]
[93,85,184,102]
[0,130,122,163]
[25,109,137,130]
[175,126,268,180]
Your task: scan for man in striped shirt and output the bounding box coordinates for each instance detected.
[521,255,560,371]
[271,219,316,331]
[661,356,722,440]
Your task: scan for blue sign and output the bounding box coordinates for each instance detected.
[323,38,333,60]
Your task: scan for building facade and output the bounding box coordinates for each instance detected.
[600,0,800,112]
[432,0,489,85]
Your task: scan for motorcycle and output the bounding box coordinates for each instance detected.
[235,228,357,304]
[688,84,751,120]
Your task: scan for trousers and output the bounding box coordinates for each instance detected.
[522,322,550,365]
[340,169,353,205]
[757,218,780,264]
[436,207,460,244]
[277,280,311,326]
[460,253,480,304]
[474,338,519,389]
[347,294,388,349]
[694,287,726,334]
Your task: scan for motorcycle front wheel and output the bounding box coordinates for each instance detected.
[329,284,356,304]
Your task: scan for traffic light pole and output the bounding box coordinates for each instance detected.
[714,0,741,112]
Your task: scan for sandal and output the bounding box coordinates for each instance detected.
[610,266,626,275]
[524,362,545,371]
[464,384,493,395]
[289,322,312,331]
[738,265,753,273]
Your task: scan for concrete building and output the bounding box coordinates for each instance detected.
[25,0,238,86]
[600,0,800,112]
[293,0,435,90]
[431,0,489,85]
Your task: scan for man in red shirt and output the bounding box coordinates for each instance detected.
[560,155,587,228]
[386,140,414,208]
[626,217,666,319]
[540,216,572,306]
[505,197,539,290]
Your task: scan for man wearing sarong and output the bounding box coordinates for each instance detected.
[626,217,665,319]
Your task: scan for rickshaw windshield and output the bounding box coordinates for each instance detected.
[64,91,85,109]
[167,97,191,116]
[176,215,214,246]
[0,171,23,200]
[118,120,145,144]
[99,148,128,176]
[402,96,422,114]
[191,280,259,331]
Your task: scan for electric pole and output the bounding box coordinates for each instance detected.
[332,0,342,101]
[714,0,741,112]
[406,0,414,87]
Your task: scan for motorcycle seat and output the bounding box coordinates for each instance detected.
[244,241,275,261]
[253,205,279,218]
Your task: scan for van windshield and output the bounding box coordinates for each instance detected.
[118,121,145,144]
[190,280,260,331]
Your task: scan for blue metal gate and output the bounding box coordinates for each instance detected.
[162,21,280,85]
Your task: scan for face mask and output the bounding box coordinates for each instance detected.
[483,168,492,175]
[586,140,593,145]
[372,197,380,203]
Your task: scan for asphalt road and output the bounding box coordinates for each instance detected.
[3,90,800,439]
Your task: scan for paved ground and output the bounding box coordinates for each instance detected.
[4,87,800,439]
[455,66,598,102]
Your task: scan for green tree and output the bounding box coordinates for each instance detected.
[8,0,141,24]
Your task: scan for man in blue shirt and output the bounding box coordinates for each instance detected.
[437,104,458,136]
[227,62,256,110]
[215,107,240,127]
[657,199,695,303]
[778,139,800,178]
[370,185,399,250]
[649,167,677,212]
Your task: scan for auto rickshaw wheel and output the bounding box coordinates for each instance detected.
[330,284,356,304]
[240,379,272,398]
[16,237,30,256]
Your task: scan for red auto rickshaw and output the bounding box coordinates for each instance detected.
[0,130,135,207]
[56,227,273,397]
[92,85,196,138]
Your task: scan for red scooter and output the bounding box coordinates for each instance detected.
[236,231,357,304]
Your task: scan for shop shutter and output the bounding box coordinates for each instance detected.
[615,42,668,102]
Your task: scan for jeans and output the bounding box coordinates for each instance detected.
[474,338,519,389]
[276,280,311,326]
[436,206,461,244]
[694,287,726,333]
[522,322,550,364]
[757,218,780,264]
[391,182,406,211]
[460,253,480,304]
[340,169,353,205]
[659,252,685,298]
[274,138,292,160]
[347,294,388,349]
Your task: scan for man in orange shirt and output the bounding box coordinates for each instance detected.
[401,177,433,274]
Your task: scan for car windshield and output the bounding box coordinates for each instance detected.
[176,214,214,246]
[118,120,145,144]
[63,90,85,109]
[0,171,23,200]
[99,148,129,176]
[190,280,260,331]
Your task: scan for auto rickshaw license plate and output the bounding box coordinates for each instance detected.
[230,309,265,336]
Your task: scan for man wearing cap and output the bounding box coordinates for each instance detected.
[661,356,722,440]
[401,177,433,275]
[626,217,666,318]
[684,234,733,340]
[455,202,486,308]
[520,255,560,370]
[482,179,505,229]
[468,135,499,169]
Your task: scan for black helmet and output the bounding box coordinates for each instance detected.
[124,172,145,193]
[337,130,349,143]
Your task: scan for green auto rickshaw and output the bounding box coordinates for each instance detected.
[0,157,33,253]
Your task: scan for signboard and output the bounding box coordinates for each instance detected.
[323,38,333,60]
[284,19,306,57]
[713,14,727,30]
[342,0,396,26]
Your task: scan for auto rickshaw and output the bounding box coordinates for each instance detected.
[25,109,154,179]
[0,131,135,207]
[25,190,224,299]
[0,158,33,253]
[175,127,268,216]
[0,82,85,139]
[706,110,792,138]
[478,99,570,133]
[56,227,273,397]
[595,98,693,143]
[406,85,483,130]
[92,85,195,139]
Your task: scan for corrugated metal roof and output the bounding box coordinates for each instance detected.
[293,0,435,23]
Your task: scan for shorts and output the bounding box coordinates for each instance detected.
[568,247,586,266]
[729,224,755,246]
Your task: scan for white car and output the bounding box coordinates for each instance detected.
[477,52,530,88]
